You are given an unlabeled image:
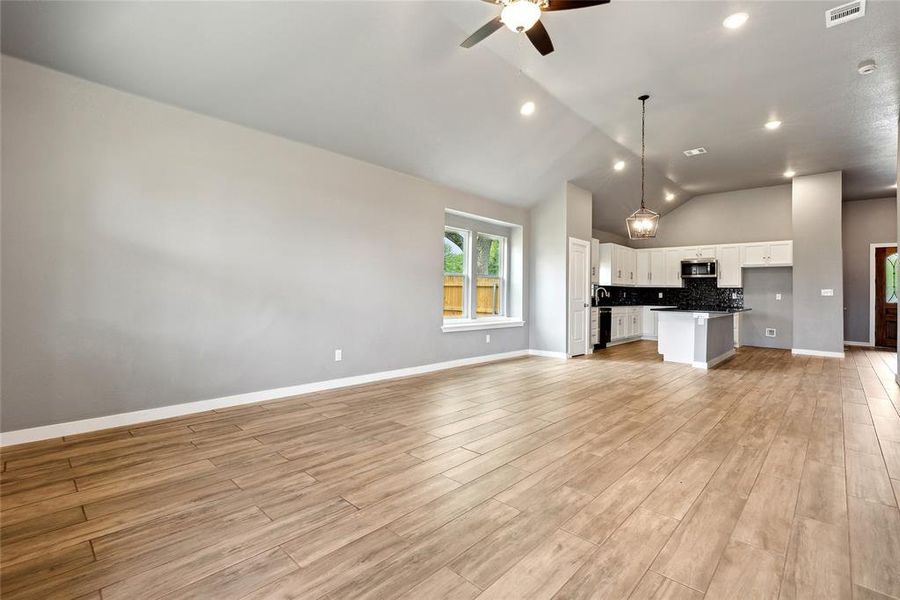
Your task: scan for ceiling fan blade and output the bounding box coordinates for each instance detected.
[525,20,554,55]
[460,16,503,48]
[543,0,610,11]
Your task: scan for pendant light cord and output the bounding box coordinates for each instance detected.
[640,95,646,210]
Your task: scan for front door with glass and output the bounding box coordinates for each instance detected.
[875,246,898,348]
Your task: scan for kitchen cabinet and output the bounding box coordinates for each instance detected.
[665,249,684,287]
[636,249,666,287]
[611,306,642,342]
[597,243,636,286]
[642,306,659,339]
[596,240,792,288]
[742,241,792,267]
[717,245,742,287]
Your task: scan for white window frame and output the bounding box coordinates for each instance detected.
[442,226,522,333]
[474,231,508,319]
[443,226,470,320]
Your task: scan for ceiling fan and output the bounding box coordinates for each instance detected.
[460,0,610,56]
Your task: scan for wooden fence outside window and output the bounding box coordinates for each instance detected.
[443,275,502,317]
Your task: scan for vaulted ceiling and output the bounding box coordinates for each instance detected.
[2,1,898,235]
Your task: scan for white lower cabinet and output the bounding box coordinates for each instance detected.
[611,306,644,343]
[590,307,599,345]
[642,306,659,339]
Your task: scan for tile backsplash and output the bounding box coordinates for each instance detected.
[595,278,743,310]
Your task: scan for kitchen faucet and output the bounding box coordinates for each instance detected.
[593,286,610,301]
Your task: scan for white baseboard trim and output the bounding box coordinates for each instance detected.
[1,349,538,447]
[843,340,874,347]
[791,348,846,358]
[692,349,736,370]
[528,349,568,359]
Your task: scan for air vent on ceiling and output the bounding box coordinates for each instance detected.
[826,0,865,27]
[683,147,707,157]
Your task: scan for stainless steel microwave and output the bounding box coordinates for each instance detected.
[680,259,717,279]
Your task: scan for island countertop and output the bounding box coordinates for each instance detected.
[651,307,751,318]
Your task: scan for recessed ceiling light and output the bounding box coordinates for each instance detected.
[723,12,749,29]
[614,160,626,171]
[765,120,782,130]
[520,101,536,116]
[857,59,877,75]
[665,192,675,201]
[784,169,796,178]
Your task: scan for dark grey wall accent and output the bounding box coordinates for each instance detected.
[630,185,793,249]
[1,58,531,431]
[741,268,793,350]
[792,171,844,354]
[841,197,896,344]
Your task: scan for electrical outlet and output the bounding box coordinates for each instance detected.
[776,293,782,301]
[765,328,776,337]
[334,349,342,362]
[821,289,834,296]
[658,292,663,298]
[485,334,491,343]
[731,293,737,300]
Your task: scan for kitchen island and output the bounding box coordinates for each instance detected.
[652,308,750,369]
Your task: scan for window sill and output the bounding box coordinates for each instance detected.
[441,318,525,333]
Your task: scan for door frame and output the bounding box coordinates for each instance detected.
[869,242,897,347]
[568,237,592,358]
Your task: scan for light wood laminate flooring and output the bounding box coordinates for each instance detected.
[2,342,900,599]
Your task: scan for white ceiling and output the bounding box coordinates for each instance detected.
[2,1,898,234]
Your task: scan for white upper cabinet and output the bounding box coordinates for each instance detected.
[590,239,600,284]
[665,249,684,286]
[592,240,792,288]
[768,241,793,266]
[717,245,742,287]
[742,241,793,267]
[636,249,667,287]
[636,250,650,287]
[649,250,666,287]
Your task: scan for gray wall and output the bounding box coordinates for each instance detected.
[842,197,896,344]
[529,184,567,354]
[566,183,592,244]
[792,171,844,354]
[591,229,631,246]
[741,268,793,350]
[1,57,530,431]
[630,185,793,249]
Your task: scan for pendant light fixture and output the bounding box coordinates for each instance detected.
[625,94,660,239]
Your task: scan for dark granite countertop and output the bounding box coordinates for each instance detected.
[651,307,752,314]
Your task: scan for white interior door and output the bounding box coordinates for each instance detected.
[568,238,591,357]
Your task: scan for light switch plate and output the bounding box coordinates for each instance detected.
[776,293,782,301]
[485,334,491,343]
[334,349,342,361]
[821,289,834,296]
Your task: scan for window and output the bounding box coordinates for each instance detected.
[443,227,469,319]
[441,212,523,333]
[475,233,506,317]
[886,252,898,304]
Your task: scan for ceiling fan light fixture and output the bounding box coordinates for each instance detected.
[501,0,542,32]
